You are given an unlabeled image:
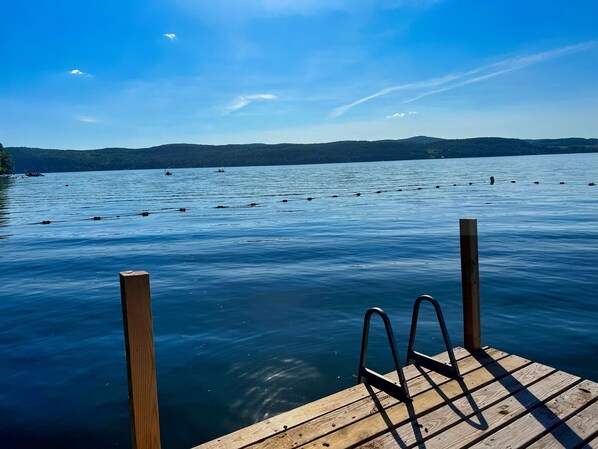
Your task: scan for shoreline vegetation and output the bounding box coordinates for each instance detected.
[0,143,14,175]
[5,136,597,174]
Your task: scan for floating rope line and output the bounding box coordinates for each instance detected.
[30,178,595,225]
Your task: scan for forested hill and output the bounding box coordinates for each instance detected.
[6,136,598,174]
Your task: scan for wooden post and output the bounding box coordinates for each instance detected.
[120,271,162,449]
[459,219,481,351]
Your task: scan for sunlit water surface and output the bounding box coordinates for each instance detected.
[0,154,596,448]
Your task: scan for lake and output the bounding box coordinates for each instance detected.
[1,153,597,448]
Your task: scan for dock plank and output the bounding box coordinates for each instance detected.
[525,399,598,449]
[469,380,597,449]
[300,354,530,449]
[410,371,581,449]
[355,361,555,448]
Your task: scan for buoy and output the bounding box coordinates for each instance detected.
[216,205,227,209]
[355,193,361,196]
[332,195,338,198]
[141,211,149,216]
[417,187,422,190]
[436,185,440,189]
[469,182,473,185]
[397,189,402,192]
[179,208,186,212]
[590,182,596,186]
[511,180,516,183]
[307,197,313,201]
[42,220,51,225]
[93,216,101,221]
[250,203,257,207]
[534,181,539,184]
[560,182,565,185]
[282,199,288,202]
[376,190,382,194]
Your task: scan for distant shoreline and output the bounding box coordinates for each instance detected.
[6,136,597,174]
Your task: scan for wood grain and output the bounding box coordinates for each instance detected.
[120,271,161,449]
[300,354,530,449]
[460,218,481,351]
[525,398,598,449]
[414,371,581,449]
[469,380,597,449]
[358,361,556,449]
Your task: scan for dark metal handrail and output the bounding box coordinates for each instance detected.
[406,295,461,379]
[357,307,410,401]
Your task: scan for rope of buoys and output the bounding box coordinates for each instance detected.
[30,178,596,225]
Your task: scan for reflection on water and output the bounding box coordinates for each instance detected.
[0,177,12,238]
[227,357,321,422]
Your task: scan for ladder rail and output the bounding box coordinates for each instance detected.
[357,307,410,401]
[406,295,461,379]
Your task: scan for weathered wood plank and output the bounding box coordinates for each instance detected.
[587,434,598,449]
[356,361,556,449]
[298,354,530,449]
[194,347,488,449]
[525,397,598,449]
[411,371,581,449]
[248,349,509,449]
[460,218,481,351]
[120,271,161,449]
[469,379,597,449]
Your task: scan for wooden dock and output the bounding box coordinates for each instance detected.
[118,219,597,449]
[192,347,597,449]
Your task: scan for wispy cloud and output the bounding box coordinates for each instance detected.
[386,111,417,118]
[164,33,176,40]
[227,94,277,113]
[331,41,597,118]
[76,116,103,123]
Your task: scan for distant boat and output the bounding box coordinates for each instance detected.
[216,169,225,173]
[25,172,44,177]
[164,171,172,176]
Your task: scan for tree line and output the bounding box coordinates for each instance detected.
[5,137,598,174]
[0,143,14,174]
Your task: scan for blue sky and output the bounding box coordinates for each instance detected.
[1,0,597,149]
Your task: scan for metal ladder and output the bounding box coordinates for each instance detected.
[357,295,460,401]
[357,307,410,401]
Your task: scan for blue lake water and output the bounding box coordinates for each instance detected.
[0,153,597,448]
